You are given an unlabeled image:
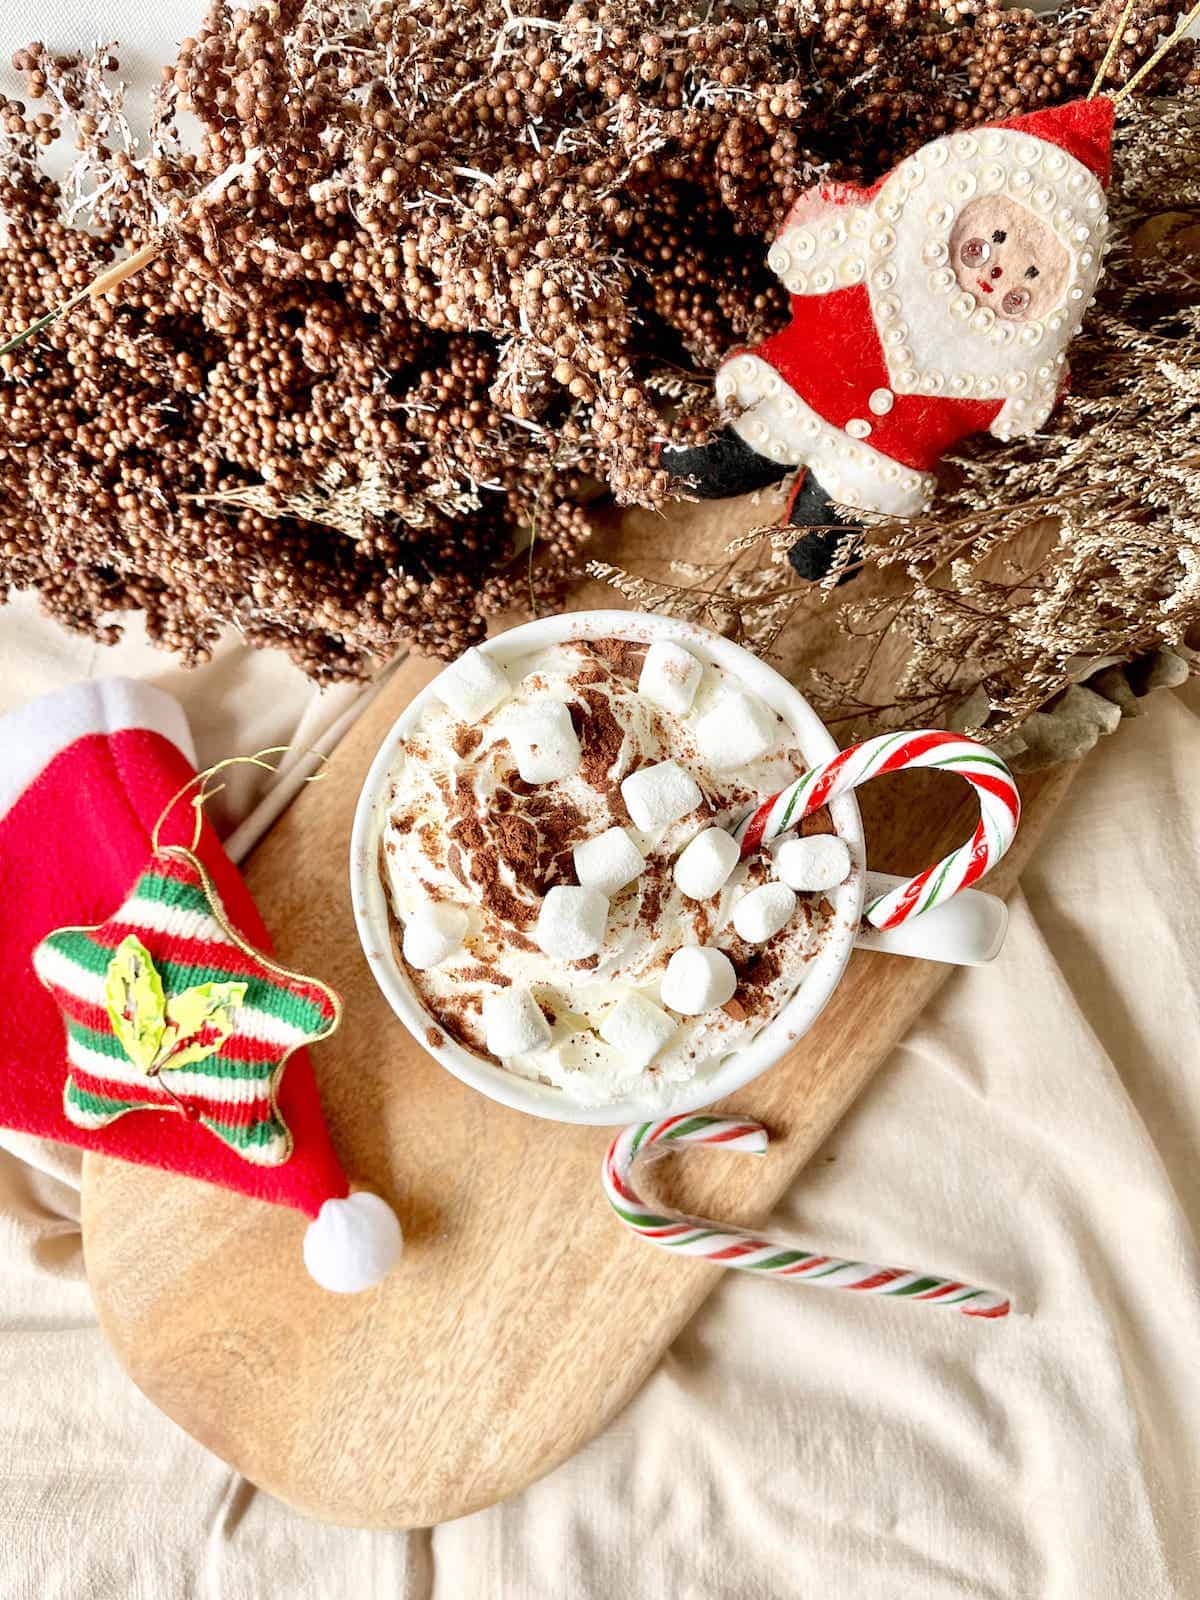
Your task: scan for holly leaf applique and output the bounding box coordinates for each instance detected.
[104,934,167,1072]
[157,981,248,1073]
[103,937,247,1075]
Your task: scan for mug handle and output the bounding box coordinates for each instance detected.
[853,871,1008,966]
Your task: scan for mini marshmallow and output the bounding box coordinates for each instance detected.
[638,640,703,715]
[508,700,581,784]
[693,689,778,770]
[660,946,737,1015]
[433,647,510,722]
[599,992,677,1071]
[483,985,552,1057]
[621,761,702,833]
[733,883,797,944]
[402,903,469,970]
[673,827,740,901]
[573,826,644,897]
[535,885,609,961]
[774,834,852,893]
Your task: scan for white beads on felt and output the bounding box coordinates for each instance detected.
[660,947,737,1015]
[673,828,739,901]
[599,992,677,1071]
[860,122,1106,426]
[693,690,777,770]
[573,827,644,897]
[402,903,468,970]
[638,641,703,715]
[484,985,552,1056]
[733,883,796,945]
[535,885,609,961]
[433,647,510,722]
[508,700,581,783]
[774,835,852,893]
[621,761,702,833]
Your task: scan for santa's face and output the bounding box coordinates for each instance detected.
[949,196,1070,322]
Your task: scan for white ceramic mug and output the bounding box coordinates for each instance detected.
[350,611,1008,1125]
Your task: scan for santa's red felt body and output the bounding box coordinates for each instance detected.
[671,97,1115,528]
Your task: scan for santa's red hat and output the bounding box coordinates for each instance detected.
[993,95,1116,188]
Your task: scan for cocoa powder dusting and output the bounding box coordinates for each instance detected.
[638,860,668,932]
[570,664,608,687]
[800,807,835,838]
[434,1007,484,1055]
[495,812,541,895]
[472,846,535,928]
[587,638,647,682]
[457,964,512,986]
[447,844,468,887]
[545,848,577,889]
[418,821,443,868]
[426,1027,446,1049]
[452,724,483,758]
[573,689,626,794]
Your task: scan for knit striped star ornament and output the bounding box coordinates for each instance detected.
[35,848,336,1166]
[33,838,401,1293]
[33,837,403,1293]
[10,678,402,1295]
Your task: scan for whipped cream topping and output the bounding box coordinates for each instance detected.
[379,636,836,1105]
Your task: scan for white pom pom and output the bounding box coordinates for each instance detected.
[303,1191,403,1293]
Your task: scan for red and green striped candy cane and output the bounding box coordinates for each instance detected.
[603,1115,1010,1318]
[733,729,1020,931]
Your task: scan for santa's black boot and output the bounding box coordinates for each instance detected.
[661,426,785,500]
[784,471,861,585]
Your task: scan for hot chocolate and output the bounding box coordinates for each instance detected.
[378,635,848,1106]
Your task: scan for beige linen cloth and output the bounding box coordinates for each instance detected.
[1,15,1197,1585]
[2,594,1199,1599]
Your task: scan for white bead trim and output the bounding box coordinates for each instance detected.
[856,123,1107,427]
[716,353,934,517]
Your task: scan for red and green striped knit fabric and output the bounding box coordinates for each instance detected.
[32,850,336,1167]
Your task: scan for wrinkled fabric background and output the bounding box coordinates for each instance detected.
[3,5,1200,1588]
[3,595,1199,1600]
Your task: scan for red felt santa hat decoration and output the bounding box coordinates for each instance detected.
[993,95,1115,188]
[2,676,402,1293]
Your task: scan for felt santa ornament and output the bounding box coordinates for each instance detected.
[663,97,1115,578]
[1,676,402,1293]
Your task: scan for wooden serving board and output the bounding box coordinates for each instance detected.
[82,502,1076,1529]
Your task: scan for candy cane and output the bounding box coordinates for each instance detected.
[603,1116,1010,1318]
[733,730,1020,931]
